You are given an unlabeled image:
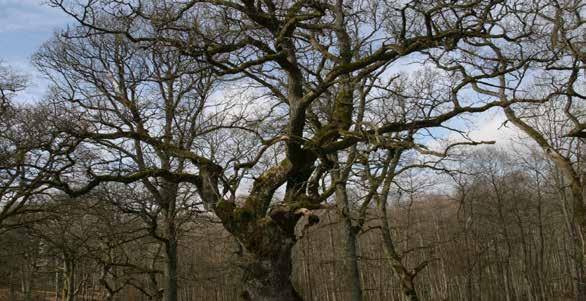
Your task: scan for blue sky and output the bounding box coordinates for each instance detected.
[0,0,70,100]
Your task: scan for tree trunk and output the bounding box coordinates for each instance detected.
[402,278,419,301]
[214,201,305,301]
[164,237,178,301]
[20,259,33,301]
[240,238,301,301]
[203,161,312,301]
[341,223,362,301]
[160,179,179,301]
[62,259,76,301]
[8,269,17,301]
[572,221,586,300]
[335,180,363,301]
[55,269,61,301]
[571,186,586,301]
[379,199,421,301]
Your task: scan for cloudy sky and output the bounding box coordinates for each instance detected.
[0,0,70,98]
[0,0,522,147]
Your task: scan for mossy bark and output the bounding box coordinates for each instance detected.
[240,237,301,301]
[216,201,304,300]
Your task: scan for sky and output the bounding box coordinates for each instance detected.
[0,0,523,147]
[0,0,70,99]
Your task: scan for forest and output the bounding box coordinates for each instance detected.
[0,0,583,300]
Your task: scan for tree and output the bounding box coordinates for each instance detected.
[34,28,219,301]
[449,147,574,300]
[0,61,27,113]
[0,62,43,227]
[461,0,585,295]
[45,1,550,299]
[0,103,77,228]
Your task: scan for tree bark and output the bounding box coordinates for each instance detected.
[164,237,178,301]
[21,269,33,301]
[571,220,586,300]
[240,238,301,301]
[206,156,315,301]
[62,258,76,301]
[160,180,179,301]
[55,268,61,301]
[335,179,363,301]
[8,269,16,301]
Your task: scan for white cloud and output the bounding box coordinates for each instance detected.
[0,0,69,33]
[420,108,534,158]
[0,1,71,102]
[468,110,521,145]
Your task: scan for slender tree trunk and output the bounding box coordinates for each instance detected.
[379,199,420,301]
[20,260,33,301]
[570,186,586,300]
[161,182,179,301]
[9,269,16,301]
[23,281,33,301]
[148,243,165,301]
[55,268,61,301]
[62,259,76,301]
[571,221,586,300]
[164,236,178,301]
[335,180,363,301]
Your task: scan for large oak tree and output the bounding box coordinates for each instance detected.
[41,0,554,299]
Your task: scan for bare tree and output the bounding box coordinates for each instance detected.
[41,1,554,299]
[460,0,586,295]
[0,61,27,113]
[0,103,78,229]
[33,27,220,301]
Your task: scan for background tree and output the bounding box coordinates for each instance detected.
[461,0,586,295]
[33,27,221,301]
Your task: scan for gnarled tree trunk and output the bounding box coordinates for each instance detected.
[212,191,315,301]
[241,237,301,301]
